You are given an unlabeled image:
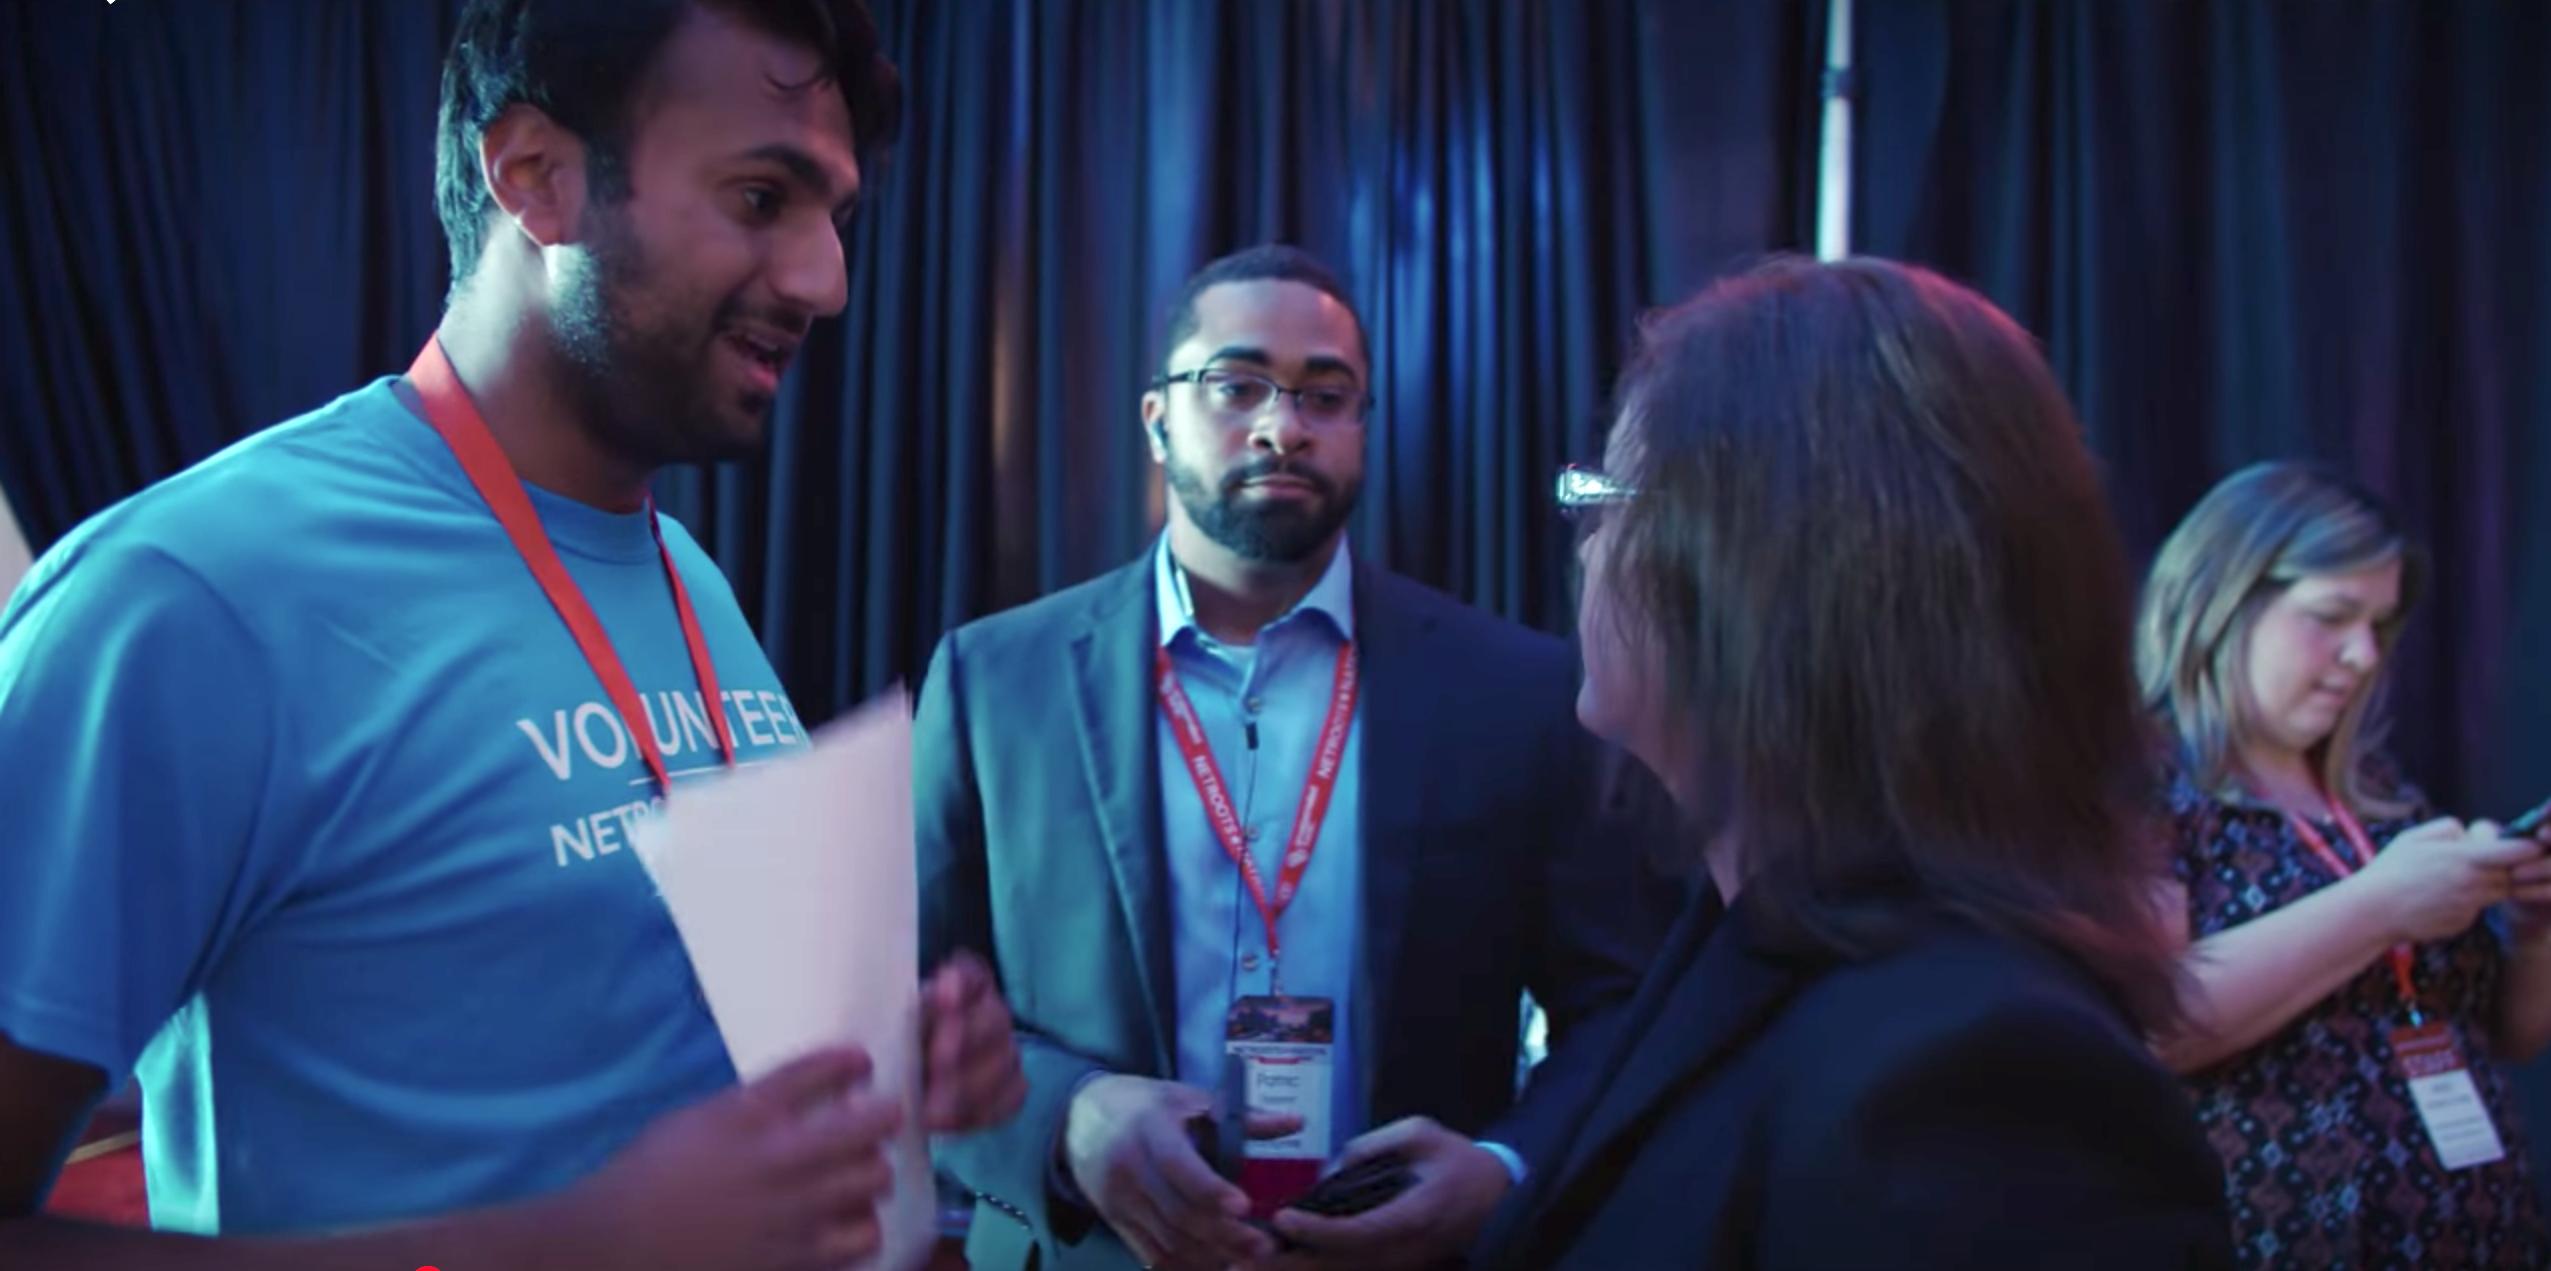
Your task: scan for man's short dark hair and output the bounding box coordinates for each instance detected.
[434,0,901,294]
[1157,245,1371,375]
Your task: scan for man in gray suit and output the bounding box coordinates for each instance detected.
[917,245,1668,1271]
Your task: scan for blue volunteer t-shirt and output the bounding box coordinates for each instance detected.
[0,378,811,1234]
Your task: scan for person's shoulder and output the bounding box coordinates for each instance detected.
[2353,750,2432,815]
[2148,747,2252,874]
[2157,760,2231,830]
[0,386,413,687]
[1360,564,1568,667]
[1785,924,2146,1077]
[1750,921,2227,1263]
[7,515,238,643]
[39,380,442,591]
[941,557,1152,660]
[1778,924,2210,1173]
[1357,565,1583,747]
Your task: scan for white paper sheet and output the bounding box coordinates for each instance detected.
[633,691,931,1271]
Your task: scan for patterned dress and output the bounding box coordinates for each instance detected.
[2171,765,2549,1267]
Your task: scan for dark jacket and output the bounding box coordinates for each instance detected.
[1475,891,2235,1270]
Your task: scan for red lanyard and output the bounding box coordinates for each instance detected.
[406,338,736,797]
[1156,641,1358,992]
[2286,799,2423,1023]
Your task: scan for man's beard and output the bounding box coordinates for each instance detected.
[548,204,766,469]
[1165,441,1362,564]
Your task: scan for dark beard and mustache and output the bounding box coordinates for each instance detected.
[547,204,795,469]
[1165,446,1363,564]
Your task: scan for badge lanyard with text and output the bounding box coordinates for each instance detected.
[407,337,737,798]
[2288,797,2508,1171]
[1158,640,1356,1214]
[1155,641,1356,997]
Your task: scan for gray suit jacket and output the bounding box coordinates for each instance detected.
[916,554,1673,1271]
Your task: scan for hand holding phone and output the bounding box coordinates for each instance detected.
[1260,1153,1419,1252]
[2507,795,2551,839]
[1063,1075,1270,1269]
[1285,1152,1418,1217]
[2505,798,2551,925]
[1264,1119,1515,1264]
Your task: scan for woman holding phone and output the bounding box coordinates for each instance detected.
[2143,462,2551,1266]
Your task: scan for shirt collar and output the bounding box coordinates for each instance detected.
[1153,532,1356,649]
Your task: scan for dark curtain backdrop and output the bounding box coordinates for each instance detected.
[0,1,450,541]
[1852,0,2551,822]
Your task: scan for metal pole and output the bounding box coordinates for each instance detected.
[1816,0,1855,261]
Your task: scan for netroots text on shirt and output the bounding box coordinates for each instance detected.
[514,687,808,867]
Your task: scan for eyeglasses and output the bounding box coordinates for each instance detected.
[1154,367,1370,428]
[1554,463,1636,523]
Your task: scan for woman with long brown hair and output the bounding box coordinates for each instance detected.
[1471,257,2230,1269]
[2144,462,2551,1266]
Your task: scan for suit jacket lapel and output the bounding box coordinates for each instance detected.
[1348,562,1444,1123]
[1066,560,1178,1074]
[1485,892,1806,1265]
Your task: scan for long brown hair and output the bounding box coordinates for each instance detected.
[1589,257,2180,1031]
[2136,461,2423,819]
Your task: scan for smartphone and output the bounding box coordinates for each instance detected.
[1185,1052,1250,1181]
[1286,1153,1417,1217]
[2507,795,2551,838]
[1266,1153,1418,1252]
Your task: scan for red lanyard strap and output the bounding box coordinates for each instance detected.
[1156,641,1358,976]
[406,338,737,798]
[2287,799,2422,1022]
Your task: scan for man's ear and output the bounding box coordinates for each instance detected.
[1141,392,1170,463]
[478,103,592,252]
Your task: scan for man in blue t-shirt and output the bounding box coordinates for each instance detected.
[0,3,1027,1267]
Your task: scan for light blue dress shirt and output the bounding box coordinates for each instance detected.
[1144,537,1526,1185]
[1154,536,1367,1150]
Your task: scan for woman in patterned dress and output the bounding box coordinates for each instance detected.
[2141,461,2551,1266]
